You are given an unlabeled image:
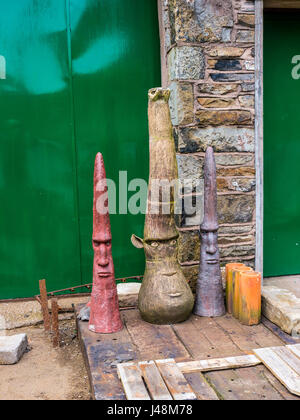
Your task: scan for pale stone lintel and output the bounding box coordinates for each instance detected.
[262,286,300,335]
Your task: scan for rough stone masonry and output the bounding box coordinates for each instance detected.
[160,0,256,291]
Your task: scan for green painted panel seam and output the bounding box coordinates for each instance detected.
[65,0,83,285]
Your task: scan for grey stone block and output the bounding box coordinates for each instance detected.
[168,46,205,80]
[0,333,28,365]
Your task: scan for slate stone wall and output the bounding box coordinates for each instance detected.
[160,0,256,291]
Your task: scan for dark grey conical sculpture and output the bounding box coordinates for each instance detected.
[194,146,226,317]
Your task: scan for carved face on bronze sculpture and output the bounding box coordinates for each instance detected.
[132,88,194,325]
[193,146,225,317]
[88,152,123,333]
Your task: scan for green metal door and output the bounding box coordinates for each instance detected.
[264,11,300,277]
[0,0,161,299]
[70,0,161,285]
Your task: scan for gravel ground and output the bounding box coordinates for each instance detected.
[0,319,91,400]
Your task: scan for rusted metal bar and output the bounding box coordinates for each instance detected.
[39,279,51,332]
[34,276,143,300]
[51,298,59,348]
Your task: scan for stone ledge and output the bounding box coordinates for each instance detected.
[262,286,300,337]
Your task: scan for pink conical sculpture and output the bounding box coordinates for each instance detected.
[88,153,123,334]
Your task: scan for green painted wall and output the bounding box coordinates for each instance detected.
[0,0,161,298]
[264,11,300,277]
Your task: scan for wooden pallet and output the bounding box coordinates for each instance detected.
[117,354,261,400]
[253,343,300,396]
[117,344,300,400]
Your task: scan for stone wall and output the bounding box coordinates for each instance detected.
[160,0,256,291]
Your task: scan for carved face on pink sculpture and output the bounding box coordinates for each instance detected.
[92,152,115,284]
[92,236,114,286]
[88,152,123,334]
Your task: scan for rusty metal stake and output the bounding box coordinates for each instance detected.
[39,279,51,332]
[51,298,59,348]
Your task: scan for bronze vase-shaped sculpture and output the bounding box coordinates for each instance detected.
[194,146,226,317]
[131,88,194,325]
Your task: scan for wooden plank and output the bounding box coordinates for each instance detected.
[204,369,247,400]
[191,316,242,357]
[255,0,264,275]
[264,1,300,8]
[216,315,284,351]
[205,366,285,400]
[155,359,197,400]
[184,372,219,400]
[39,279,51,332]
[138,361,172,400]
[254,347,300,396]
[123,310,190,361]
[177,355,261,374]
[271,347,300,375]
[117,362,150,400]
[262,316,299,345]
[51,298,59,348]
[261,367,300,400]
[76,308,138,400]
[215,315,263,351]
[172,318,218,359]
[287,344,300,359]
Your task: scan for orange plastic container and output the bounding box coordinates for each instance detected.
[225,263,245,314]
[238,271,261,326]
[232,267,253,319]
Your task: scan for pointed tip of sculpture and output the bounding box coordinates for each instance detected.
[93,152,111,241]
[94,152,104,170]
[94,152,106,182]
[205,146,214,159]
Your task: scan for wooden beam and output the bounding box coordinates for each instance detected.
[138,361,173,400]
[51,298,59,348]
[117,362,151,400]
[177,354,261,374]
[39,279,51,332]
[287,344,300,359]
[264,1,300,8]
[254,347,300,396]
[155,359,197,400]
[255,0,264,276]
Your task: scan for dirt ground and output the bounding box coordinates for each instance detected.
[0,318,91,400]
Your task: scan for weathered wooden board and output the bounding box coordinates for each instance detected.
[184,372,219,400]
[214,315,260,352]
[205,366,285,400]
[77,306,300,401]
[287,344,300,359]
[172,318,216,359]
[272,347,300,375]
[138,361,172,400]
[264,1,300,8]
[122,310,190,361]
[177,355,261,374]
[215,315,284,351]
[260,367,300,400]
[254,347,300,396]
[155,359,197,400]
[191,316,242,357]
[76,308,137,400]
[262,316,300,345]
[117,362,150,400]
